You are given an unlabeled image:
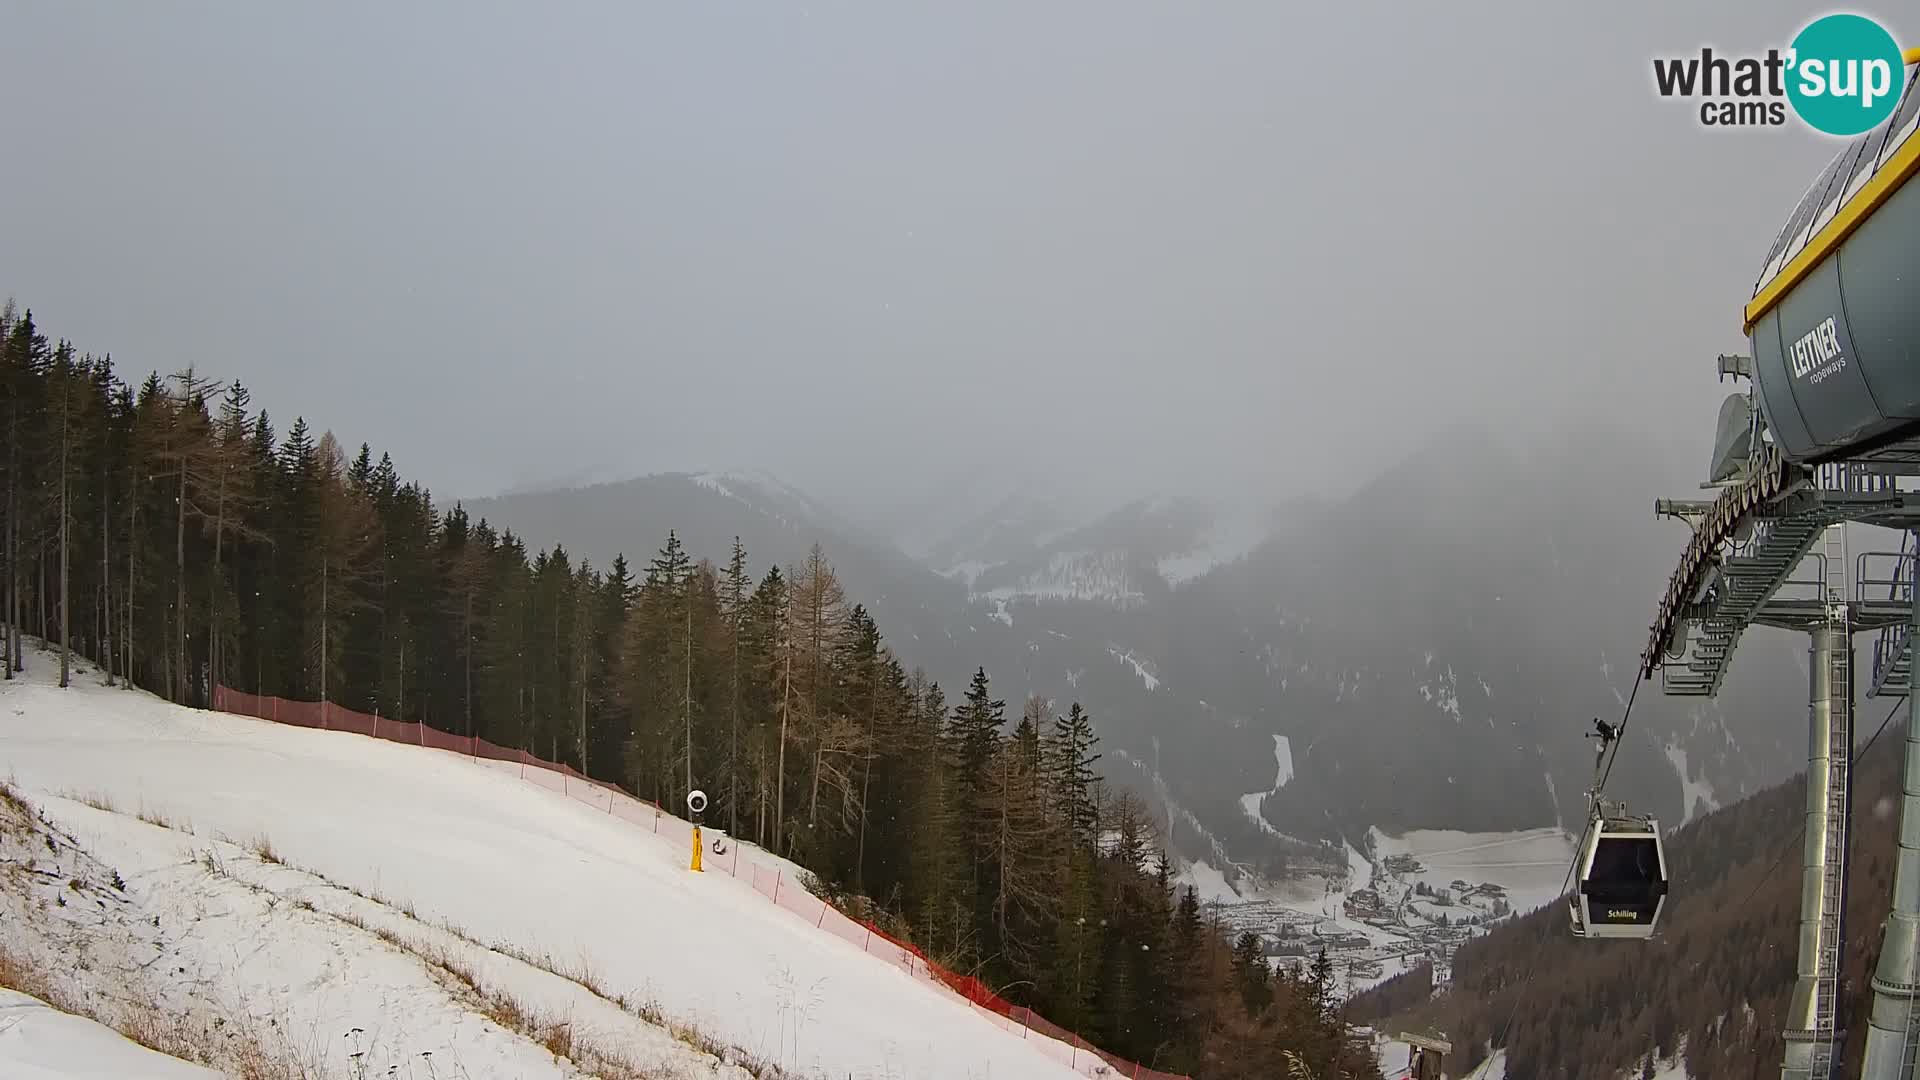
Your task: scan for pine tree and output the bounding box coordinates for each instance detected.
[0,304,1394,1080]
[1050,702,1102,845]
[721,536,749,839]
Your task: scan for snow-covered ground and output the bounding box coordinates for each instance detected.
[979,549,1146,607]
[1664,743,1719,825]
[1368,827,1576,918]
[0,989,219,1080]
[0,653,1090,1080]
[1106,646,1161,691]
[1155,507,1272,586]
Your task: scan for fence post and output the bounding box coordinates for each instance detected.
[816,901,827,928]
[774,870,781,904]
[373,709,380,741]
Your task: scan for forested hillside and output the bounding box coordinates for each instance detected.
[1353,694,1913,1079]
[0,303,1378,1079]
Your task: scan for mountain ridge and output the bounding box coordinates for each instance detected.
[463,423,1811,887]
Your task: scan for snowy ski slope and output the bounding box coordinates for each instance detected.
[0,655,1088,1080]
[0,989,220,1080]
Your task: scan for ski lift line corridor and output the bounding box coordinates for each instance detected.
[1491,671,1656,1055]
[1554,666,1670,942]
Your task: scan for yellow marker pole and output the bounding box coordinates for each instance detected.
[690,824,703,872]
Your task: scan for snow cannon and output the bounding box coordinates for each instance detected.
[687,789,708,872]
[1746,57,1920,465]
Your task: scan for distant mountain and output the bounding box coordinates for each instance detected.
[462,429,1813,898]
[461,470,974,683]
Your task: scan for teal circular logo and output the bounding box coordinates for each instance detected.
[1786,14,1906,136]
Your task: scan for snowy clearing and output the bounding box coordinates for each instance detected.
[1664,743,1719,825]
[1368,827,1575,918]
[979,550,1146,607]
[1106,647,1161,691]
[0,989,219,1080]
[0,654,1090,1080]
[1155,509,1272,586]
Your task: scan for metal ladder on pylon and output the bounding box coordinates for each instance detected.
[1811,523,1855,1078]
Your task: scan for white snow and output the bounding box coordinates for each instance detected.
[1106,647,1161,691]
[1646,1050,1690,1079]
[989,597,1013,627]
[690,471,738,500]
[1345,840,1374,893]
[0,989,220,1080]
[1417,667,1464,724]
[0,656,1091,1080]
[1236,736,1295,839]
[1269,734,1295,789]
[937,560,995,588]
[1175,859,1243,906]
[1665,743,1719,825]
[1155,508,1272,586]
[7,793,729,1080]
[1369,827,1575,918]
[980,550,1146,607]
[1470,1049,1509,1079]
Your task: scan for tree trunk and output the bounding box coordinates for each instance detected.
[319,555,327,708]
[856,659,877,891]
[175,462,186,704]
[4,395,12,682]
[684,597,692,798]
[776,593,793,850]
[208,473,225,697]
[730,601,740,840]
[57,409,69,689]
[464,588,473,737]
[126,490,136,687]
[101,474,112,687]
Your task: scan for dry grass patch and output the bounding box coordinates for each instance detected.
[250,834,282,865]
[0,942,299,1077]
[136,803,187,832]
[0,777,34,821]
[62,789,117,815]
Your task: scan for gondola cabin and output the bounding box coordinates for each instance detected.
[1569,815,1669,940]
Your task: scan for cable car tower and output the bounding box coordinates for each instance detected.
[1640,51,1920,1080]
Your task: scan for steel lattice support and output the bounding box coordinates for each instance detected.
[1782,619,1854,1079]
[1863,560,1920,1080]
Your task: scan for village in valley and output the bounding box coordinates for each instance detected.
[1196,837,1537,999]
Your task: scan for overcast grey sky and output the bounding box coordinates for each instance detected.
[0,2,1878,521]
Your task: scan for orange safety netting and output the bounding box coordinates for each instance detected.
[210,686,1191,1080]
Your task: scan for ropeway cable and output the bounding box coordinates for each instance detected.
[1735,695,1906,909]
[1490,669,1648,1054]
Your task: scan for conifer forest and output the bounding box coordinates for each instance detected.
[0,302,1380,1079]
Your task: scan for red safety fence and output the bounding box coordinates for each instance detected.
[211,686,1190,1080]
